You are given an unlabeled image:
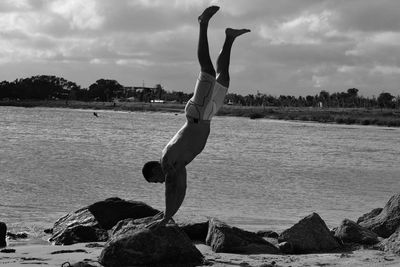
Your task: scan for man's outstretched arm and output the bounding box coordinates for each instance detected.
[164,167,187,221]
[147,166,187,229]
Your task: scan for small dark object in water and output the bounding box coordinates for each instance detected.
[51,249,87,255]
[93,112,98,117]
[7,231,28,239]
[0,248,16,253]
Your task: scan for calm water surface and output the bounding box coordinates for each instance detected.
[0,106,399,242]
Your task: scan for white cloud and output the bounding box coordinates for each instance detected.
[337,65,359,73]
[371,65,400,75]
[259,11,336,45]
[90,58,107,65]
[50,0,104,30]
[0,0,32,11]
[0,12,39,32]
[116,59,154,67]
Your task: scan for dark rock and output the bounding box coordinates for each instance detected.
[256,230,279,239]
[108,216,154,237]
[99,217,204,267]
[85,242,104,248]
[52,225,108,245]
[49,207,108,245]
[379,227,400,255]
[205,218,279,254]
[357,208,383,224]
[334,219,379,245]
[50,197,160,245]
[63,261,97,267]
[44,228,53,234]
[178,220,209,242]
[278,241,293,254]
[359,193,400,238]
[0,222,6,248]
[88,197,160,229]
[278,212,340,253]
[6,232,28,239]
[51,249,87,255]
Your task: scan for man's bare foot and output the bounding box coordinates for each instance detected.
[226,28,251,38]
[198,6,220,23]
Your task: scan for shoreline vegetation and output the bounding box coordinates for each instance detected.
[1,99,400,127]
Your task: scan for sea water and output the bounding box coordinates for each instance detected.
[1,106,399,243]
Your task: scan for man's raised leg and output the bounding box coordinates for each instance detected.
[216,28,250,88]
[197,6,219,77]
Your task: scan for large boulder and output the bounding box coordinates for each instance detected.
[50,197,160,245]
[278,213,340,254]
[379,227,400,255]
[99,217,204,267]
[0,222,6,248]
[178,220,209,242]
[88,197,160,229]
[205,218,279,254]
[334,219,379,245]
[357,208,383,224]
[359,193,400,238]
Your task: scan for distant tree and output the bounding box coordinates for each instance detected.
[347,88,358,97]
[0,81,13,99]
[305,95,315,107]
[88,79,123,101]
[377,92,395,109]
[155,84,165,100]
[395,96,400,109]
[244,94,255,106]
[0,75,80,100]
[318,90,330,107]
[346,88,359,107]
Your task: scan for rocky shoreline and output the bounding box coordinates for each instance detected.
[1,194,400,266]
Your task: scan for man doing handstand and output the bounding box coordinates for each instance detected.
[142,6,250,228]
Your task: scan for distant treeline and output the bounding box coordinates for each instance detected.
[1,75,399,109]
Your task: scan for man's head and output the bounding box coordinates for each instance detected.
[142,161,165,183]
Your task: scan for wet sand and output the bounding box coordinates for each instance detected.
[1,242,399,267]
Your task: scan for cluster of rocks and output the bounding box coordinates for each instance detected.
[0,221,30,249]
[2,193,400,266]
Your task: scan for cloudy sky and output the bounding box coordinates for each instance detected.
[1,0,400,97]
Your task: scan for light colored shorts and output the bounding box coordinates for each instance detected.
[185,72,228,121]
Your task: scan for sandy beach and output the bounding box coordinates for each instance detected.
[1,242,400,267]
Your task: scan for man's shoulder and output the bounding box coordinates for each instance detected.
[161,153,174,169]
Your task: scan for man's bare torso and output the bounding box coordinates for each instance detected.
[161,120,210,171]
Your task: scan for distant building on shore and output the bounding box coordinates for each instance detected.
[120,85,163,102]
[122,86,157,96]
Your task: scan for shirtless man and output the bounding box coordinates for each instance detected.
[142,6,250,228]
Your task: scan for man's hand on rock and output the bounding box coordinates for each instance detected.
[145,217,169,230]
